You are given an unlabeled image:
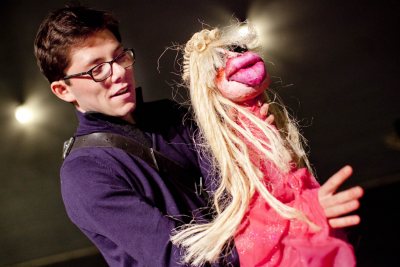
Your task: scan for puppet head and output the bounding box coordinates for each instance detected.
[182,24,271,104]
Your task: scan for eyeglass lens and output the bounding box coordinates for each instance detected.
[92,50,134,81]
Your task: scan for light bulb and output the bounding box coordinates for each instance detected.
[15,106,33,124]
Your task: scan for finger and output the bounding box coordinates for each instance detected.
[260,103,269,116]
[266,114,275,124]
[319,165,353,196]
[321,186,364,208]
[325,200,360,218]
[328,215,361,228]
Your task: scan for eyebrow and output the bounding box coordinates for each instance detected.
[84,44,124,68]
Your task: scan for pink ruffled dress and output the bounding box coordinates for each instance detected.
[234,104,356,267]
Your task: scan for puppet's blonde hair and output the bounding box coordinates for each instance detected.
[171,23,313,265]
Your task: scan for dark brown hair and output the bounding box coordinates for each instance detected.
[34,5,121,83]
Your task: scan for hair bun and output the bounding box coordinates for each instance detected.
[186,28,220,53]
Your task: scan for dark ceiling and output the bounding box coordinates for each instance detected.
[0,0,399,266]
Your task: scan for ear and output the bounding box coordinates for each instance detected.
[50,80,76,103]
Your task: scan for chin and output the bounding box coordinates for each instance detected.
[116,102,136,117]
[218,74,270,103]
[227,86,266,103]
[125,102,136,114]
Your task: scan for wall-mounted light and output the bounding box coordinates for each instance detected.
[238,24,250,37]
[15,105,34,124]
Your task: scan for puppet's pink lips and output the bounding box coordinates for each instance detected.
[225,52,266,87]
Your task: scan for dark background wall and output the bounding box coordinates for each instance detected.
[0,0,399,266]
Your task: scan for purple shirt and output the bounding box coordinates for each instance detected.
[60,100,239,266]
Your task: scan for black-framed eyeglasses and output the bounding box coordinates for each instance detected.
[63,48,135,82]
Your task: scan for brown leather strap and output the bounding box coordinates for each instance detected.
[62,132,207,199]
[63,132,159,170]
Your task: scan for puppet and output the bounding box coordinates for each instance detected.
[171,23,356,266]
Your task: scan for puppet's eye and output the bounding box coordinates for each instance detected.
[228,45,248,53]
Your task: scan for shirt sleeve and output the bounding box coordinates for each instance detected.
[60,150,188,266]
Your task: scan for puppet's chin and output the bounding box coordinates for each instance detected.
[216,74,270,103]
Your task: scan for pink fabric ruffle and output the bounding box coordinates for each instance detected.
[234,168,355,267]
[234,104,356,267]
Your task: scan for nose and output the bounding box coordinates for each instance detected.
[110,62,127,83]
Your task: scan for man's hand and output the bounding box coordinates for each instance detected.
[318,166,364,228]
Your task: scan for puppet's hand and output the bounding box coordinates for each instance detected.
[260,103,274,124]
[318,166,364,228]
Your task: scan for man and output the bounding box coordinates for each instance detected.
[34,5,362,267]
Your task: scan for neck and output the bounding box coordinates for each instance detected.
[122,113,135,124]
[76,107,136,125]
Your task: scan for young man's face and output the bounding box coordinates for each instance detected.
[51,29,136,122]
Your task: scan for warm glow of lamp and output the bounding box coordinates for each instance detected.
[15,106,33,124]
[238,24,250,37]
